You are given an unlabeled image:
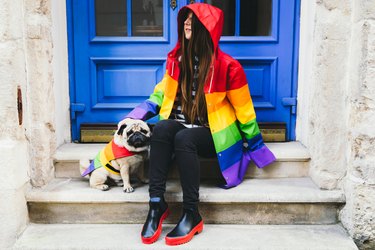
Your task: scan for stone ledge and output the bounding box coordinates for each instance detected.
[26,177,344,204]
[54,141,310,162]
[14,224,358,250]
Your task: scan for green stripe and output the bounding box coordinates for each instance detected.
[94,153,101,168]
[239,118,260,140]
[148,90,164,106]
[212,122,242,152]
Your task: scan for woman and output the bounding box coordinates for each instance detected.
[121,3,276,246]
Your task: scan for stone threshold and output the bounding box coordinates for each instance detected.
[54,141,310,162]
[14,224,358,250]
[26,177,344,204]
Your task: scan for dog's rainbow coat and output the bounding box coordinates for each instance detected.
[81,140,135,177]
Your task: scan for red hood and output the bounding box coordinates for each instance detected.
[169,3,224,58]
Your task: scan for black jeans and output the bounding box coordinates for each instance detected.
[149,119,216,210]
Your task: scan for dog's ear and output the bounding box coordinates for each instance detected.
[117,124,127,135]
[147,123,155,132]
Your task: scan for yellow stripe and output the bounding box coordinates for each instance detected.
[104,141,115,160]
[227,84,256,124]
[159,96,175,119]
[207,103,237,134]
[99,150,110,167]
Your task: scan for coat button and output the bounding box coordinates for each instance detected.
[218,153,222,157]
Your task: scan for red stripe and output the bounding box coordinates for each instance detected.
[111,140,135,159]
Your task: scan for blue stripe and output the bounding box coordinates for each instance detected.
[217,139,243,171]
[247,133,264,151]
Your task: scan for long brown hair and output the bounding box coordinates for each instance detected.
[180,11,214,125]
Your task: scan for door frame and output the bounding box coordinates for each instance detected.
[66,0,301,141]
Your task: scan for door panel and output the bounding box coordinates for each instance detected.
[68,0,299,141]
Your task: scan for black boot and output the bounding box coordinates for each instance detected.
[141,198,170,244]
[165,208,203,246]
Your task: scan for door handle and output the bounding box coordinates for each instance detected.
[170,0,177,10]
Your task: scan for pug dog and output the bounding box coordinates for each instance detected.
[80,118,151,192]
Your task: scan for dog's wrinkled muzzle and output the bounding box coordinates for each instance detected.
[128,132,149,148]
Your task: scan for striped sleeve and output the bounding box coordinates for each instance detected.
[126,73,168,120]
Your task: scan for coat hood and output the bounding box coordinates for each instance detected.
[169,3,224,58]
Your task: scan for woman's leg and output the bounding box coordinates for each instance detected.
[174,126,216,209]
[141,119,185,244]
[165,126,216,246]
[148,119,186,198]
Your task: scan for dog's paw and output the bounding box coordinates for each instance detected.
[123,185,134,193]
[96,184,109,191]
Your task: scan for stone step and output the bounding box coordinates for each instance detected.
[54,141,311,179]
[14,223,358,250]
[26,177,344,224]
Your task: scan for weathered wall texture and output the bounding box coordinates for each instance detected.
[298,0,375,249]
[299,0,352,190]
[0,0,56,248]
[340,1,375,249]
[0,0,30,248]
[23,0,56,186]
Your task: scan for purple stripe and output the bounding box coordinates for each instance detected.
[249,145,276,168]
[81,161,95,177]
[126,107,148,120]
[221,151,251,189]
[126,100,159,120]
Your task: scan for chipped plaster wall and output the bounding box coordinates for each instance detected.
[298,0,375,249]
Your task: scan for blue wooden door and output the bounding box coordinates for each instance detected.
[68,0,300,141]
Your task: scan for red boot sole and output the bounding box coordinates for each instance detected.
[141,208,170,244]
[165,220,204,246]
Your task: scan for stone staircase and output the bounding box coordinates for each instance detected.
[13,142,358,249]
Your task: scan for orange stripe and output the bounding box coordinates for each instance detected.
[226,84,252,107]
[205,92,227,113]
[163,75,178,99]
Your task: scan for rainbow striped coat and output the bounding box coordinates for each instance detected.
[126,3,276,188]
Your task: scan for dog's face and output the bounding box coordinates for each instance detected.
[114,119,151,152]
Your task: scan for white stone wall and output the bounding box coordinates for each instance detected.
[298,0,375,249]
[297,0,352,189]
[340,1,375,248]
[0,0,59,248]
[23,0,56,187]
[51,0,71,146]
[0,0,30,248]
